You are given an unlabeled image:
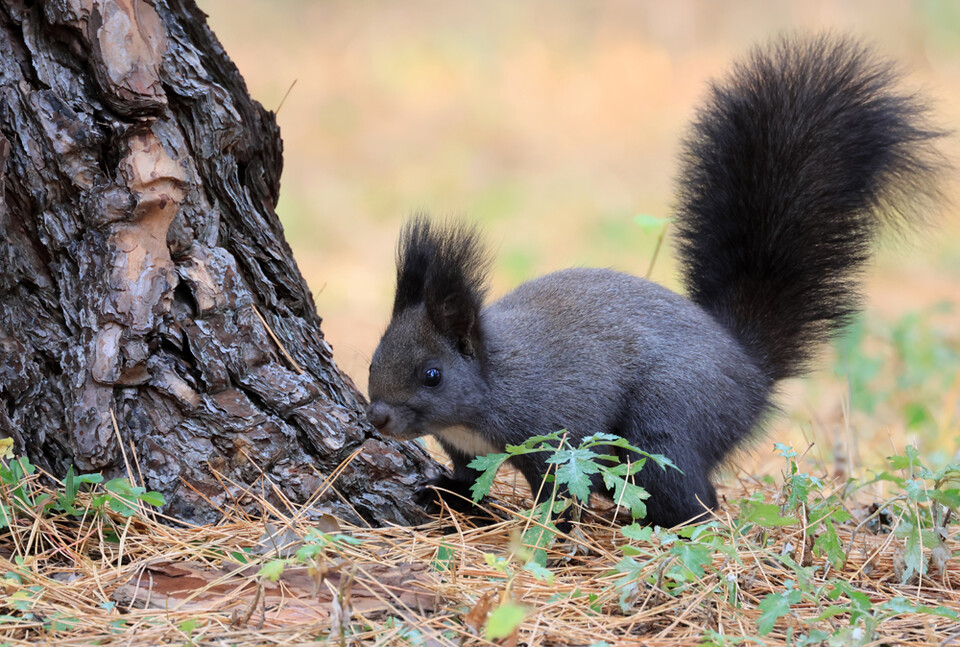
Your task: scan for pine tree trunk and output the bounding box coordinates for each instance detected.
[0,0,440,525]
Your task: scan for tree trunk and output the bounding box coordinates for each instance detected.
[0,0,440,525]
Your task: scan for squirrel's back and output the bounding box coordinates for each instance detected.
[482,268,769,452]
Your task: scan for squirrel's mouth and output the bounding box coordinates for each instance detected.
[364,401,425,441]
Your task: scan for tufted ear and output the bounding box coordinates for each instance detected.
[391,216,490,357]
[425,273,483,357]
[392,215,436,316]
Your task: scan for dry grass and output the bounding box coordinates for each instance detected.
[2,448,958,646]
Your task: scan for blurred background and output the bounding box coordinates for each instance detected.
[196,0,959,477]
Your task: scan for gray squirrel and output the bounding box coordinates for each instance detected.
[364,35,944,527]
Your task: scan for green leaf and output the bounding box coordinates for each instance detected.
[179,618,199,633]
[229,550,251,565]
[137,491,166,508]
[484,553,510,573]
[774,442,798,459]
[739,501,798,528]
[485,602,526,640]
[468,452,511,502]
[902,523,926,583]
[106,496,138,517]
[548,447,601,502]
[784,472,822,510]
[507,431,566,452]
[669,541,713,578]
[621,523,653,542]
[812,519,844,569]
[756,585,802,635]
[62,466,78,506]
[522,503,559,567]
[295,544,323,562]
[432,543,455,573]
[882,598,958,620]
[258,559,286,582]
[601,468,649,520]
[523,561,555,583]
[929,488,960,509]
[888,446,922,472]
[104,478,139,497]
[579,434,680,472]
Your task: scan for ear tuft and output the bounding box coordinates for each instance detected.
[392,215,490,355]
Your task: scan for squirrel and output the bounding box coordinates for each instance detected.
[364,35,944,528]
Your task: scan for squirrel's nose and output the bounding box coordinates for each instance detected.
[365,401,391,431]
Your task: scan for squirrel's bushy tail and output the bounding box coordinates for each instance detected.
[674,35,945,381]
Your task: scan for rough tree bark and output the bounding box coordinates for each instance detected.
[0,0,441,525]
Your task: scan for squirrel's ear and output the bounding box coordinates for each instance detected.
[425,285,482,357]
[395,217,489,357]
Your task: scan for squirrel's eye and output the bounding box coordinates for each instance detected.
[422,367,442,387]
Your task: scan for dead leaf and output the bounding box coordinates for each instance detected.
[112,558,440,626]
[463,590,495,635]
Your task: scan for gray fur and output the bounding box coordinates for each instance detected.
[365,35,943,527]
[368,268,770,526]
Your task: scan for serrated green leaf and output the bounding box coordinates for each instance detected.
[485,602,526,640]
[902,522,926,583]
[739,501,798,527]
[614,555,645,580]
[295,544,323,562]
[549,447,601,502]
[812,519,844,569]
[601,469,649,519]
[258,559,286,582]
[888,446,922,472]
[669,541,713,578]
[930,488,960,509]
[774,442,798,459]
[508,431,565,452]
[523,561,554,583]
[581,432,621,445]
[756,586,802,635]
[468,452,511,502]
[621,523,653,542]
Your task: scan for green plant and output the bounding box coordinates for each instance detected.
[869,446,960,582]
[468,430,678,521]
[257,529,363,582]
[0,455,165,529]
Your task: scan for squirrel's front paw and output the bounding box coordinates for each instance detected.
[415,475,498,522]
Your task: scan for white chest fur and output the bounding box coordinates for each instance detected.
[433,426,501,458]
